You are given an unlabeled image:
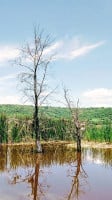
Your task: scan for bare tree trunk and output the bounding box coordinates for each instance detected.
[0,135,2,144]
[76,127,81,152]
[77,137,81,152]
[34,72,42,153]
[34,106,42,153]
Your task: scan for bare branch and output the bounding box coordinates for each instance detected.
[16,58,34,73]
[39,86,58,106]
[37,62,49,98]
[63,88,73,113]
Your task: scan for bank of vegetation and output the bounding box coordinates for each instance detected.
[0,105,112,144]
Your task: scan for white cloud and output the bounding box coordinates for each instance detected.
[82,88,112,107]
[0,95,21,105]
[83,88,112,98]
[0,46,19,63]
[44,41,63,55]
[53,38,105,60]
[0,95,33,105]
[0,73,17,82]
[69,41,104,59]
[0,73,19,99]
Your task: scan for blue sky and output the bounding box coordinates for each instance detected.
[0,0,112,107]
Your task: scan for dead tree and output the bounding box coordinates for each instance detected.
[15,27,54,152]
[64,88,85,152]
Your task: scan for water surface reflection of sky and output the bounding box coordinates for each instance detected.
[0,145,112,200]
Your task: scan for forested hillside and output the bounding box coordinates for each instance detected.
[0,104,112,123]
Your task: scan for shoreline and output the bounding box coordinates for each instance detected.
[82,141,112,148]
[1,140,112,149]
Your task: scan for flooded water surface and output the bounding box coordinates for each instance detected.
[0,144,112,200]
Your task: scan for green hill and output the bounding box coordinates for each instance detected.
[0,104,112,124]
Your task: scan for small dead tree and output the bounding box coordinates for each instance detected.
[16,27,55,152]
[64,88,85,152]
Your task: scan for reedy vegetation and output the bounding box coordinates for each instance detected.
[0,105,112,143]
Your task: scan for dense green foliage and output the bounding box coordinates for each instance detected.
[0,104,33,118]
[0,105,112,143]
[84,120,112,142]
[0,113,8,143]
[0,105,112,122]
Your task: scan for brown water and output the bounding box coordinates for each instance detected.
[0,144,112,200]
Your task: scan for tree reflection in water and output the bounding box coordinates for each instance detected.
[8,150,48,200]
[67,152,88,200]
[26,155,42,200]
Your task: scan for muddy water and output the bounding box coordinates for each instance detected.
[0,144,112,200]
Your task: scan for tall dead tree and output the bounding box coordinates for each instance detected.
[16,27,54,152]
[64,88,85,152]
